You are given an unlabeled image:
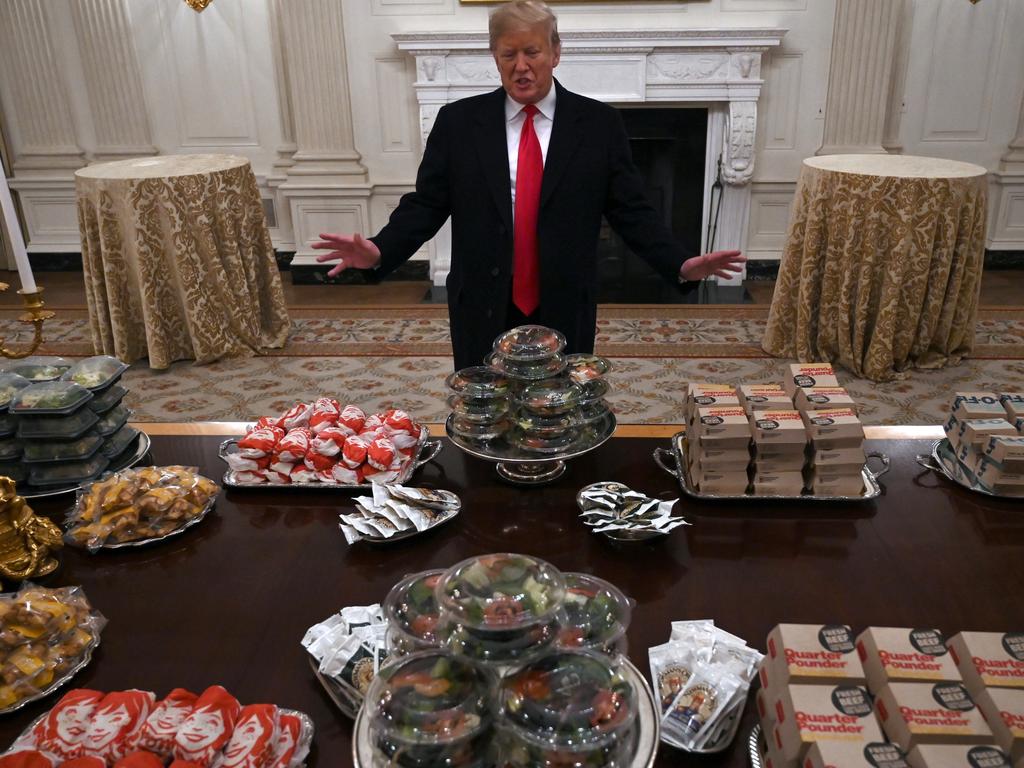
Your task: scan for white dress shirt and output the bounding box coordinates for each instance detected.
[506,87,556,213]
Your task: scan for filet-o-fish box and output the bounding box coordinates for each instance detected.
[952,392,1006,422]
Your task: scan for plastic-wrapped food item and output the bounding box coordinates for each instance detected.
[446,394,510,424]
[10,382,93,416]
[445,367,511,399]
[486,351,567,381]
[94,404,131,437]
[497,651,638,768]
[218,704,279,768]
[81,689,156,763]
[515,379,582,416]
[28,455,109,488]
[564,353,611,384]
[101,426,141,459]
[65,466,219,551]
[7,357,72,383]
[127,688,198,759]
[494,325,567,361]
[268,710,313,768]
[660,660,743,750]
[172,685,241,766]
[0,438,22,462]
[0,584,106,714]
[23,688,104,759]
[61,357,128,392]
[22,436,104,464]
[366,650,495,768]
[0,374,31,411]
[384,571,448,656]
[555,573,633,656]
[17,409,100,440]
[88,385,128,415]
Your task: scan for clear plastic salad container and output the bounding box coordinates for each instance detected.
[61,355,128,392]
[513,410,580,438]
[0,461,25,483]
[506,428,582,455]
[493,325,567,362]
[514,379,582,417]
[0,413,15,439]
[0,439,22,462]
[9,381,93,416]
[21,435,104,464]
[0,373,31,411]
[7,356,72,383]
[384,570,450,657]
[28,454,110,487]
[100,424,140,459]
[366,650,495,768]
[88,383,128,414]
[449,416,512,442]
[16,408,100,440]
[577,378,611,408]
[94,403,130,437]
[496,650,639,767]
[555,573,633,656]
[446,394,510,424]
[565,354,611,384]
[445,367,510,399]
[486,352,566,382]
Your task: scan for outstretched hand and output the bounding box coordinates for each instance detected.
[312,233,382,277]
[679,250,746,281]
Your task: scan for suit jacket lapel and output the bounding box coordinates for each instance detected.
[541,80,584,209]
[472,88,514,235]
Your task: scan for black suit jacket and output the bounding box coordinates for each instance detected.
[371,80,695,370]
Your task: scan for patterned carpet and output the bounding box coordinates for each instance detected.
[4,307,1023,425]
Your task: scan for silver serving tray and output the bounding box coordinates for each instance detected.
[653,432,889,503]
[916,438,1023,499]
[348,505,460,545]
[445,411,616,463]
[67,497,217,553]
[350,656,659,768]
[310,655,362,720]
[749,724,764,768]
[19,431,153,500]
[219,431,442,490]
[0,633,102,716]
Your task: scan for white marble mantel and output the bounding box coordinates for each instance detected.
[393,27,786,286]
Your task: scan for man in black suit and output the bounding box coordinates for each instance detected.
[315,0,744,371]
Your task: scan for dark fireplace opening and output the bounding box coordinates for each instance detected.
[596,106,708,303]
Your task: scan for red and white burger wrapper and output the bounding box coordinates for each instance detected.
[218,704,279,768]
[29,689,104,760]
[173,686,241,767]
[82,690,157,763]
[127,688,198,758]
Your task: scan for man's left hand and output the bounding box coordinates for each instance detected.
[680,250,746,281]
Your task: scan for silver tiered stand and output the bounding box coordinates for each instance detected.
[445,411,617,486]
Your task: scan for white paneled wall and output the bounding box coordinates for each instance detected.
[0,0,1023,264]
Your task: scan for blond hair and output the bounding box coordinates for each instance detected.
[488,1,560,51]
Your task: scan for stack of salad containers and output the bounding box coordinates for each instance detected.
[446,367,513,444]
[565,353,614,427]
[368,553,639,766]
[0,355,135,491]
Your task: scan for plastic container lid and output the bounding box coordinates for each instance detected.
[366,650,494,748]
[9,381,93,416]
[565,354,612,384]
[88,383,128,414]
[577,378,611,407]
[0,373,31,411]
[7,356,72,382]
[446,394,510,425]
[555,573,632,653]
[445,367,510,399]
[514,410,579,438]
[0,413,16,439]
[486,351,566,381]
[22,435,104,464]
[28,454,109,487]
[507,427,582,455]
[445,618,559,666]
[493,325,566,361]
[384,570,448,652]
[515,379,582,416]
[0,462,25,483]
[17,408,100,440]
[0,438,22,462]
[437,553,565,632]
[449,415,512,441]
[94,403,131,437]
[498,650,638,750]
[61,355,128,392]
[101,425,140,459]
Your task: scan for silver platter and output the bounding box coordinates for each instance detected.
[916,438,1023,499]
[19,431,153,500]
[351,656,658,768]
[220,432,443,491]
[0,635,101,716]
[352,505,460,545]
[67,498,217,553]
[748,724,765,768]
[654,432,889,503]
[445,411,616,485]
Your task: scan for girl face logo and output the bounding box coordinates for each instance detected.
[177,709,226,753]
[149,700,194,737]
[86,704,133,749]
[54,701,94,744]
[221,715,266,767]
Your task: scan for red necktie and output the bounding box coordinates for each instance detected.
[513,104,542,316]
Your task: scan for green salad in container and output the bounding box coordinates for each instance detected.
[9,381,92,416]
[493,325,566,361]
[0,373,31,411]
[8,356,71,382]
[367,650,495,768]
[62,355,128,391]
[555,573,632,656]
[385,570,450,656]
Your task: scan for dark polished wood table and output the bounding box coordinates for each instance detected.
[3,428,1023,767]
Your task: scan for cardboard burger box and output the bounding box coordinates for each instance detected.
[856,628,962,693]
[755,452,809,473]
[740,384,794,415]
[686,384,741,421]
[804,408,866,449]
[766,730,798,768]
[762,624,866,692]
[689,465,750,495]
[752,410,810,449]
[973,461,1024,496]
[772,683,884,763]
[947,632,1024,693]
[812,446,867,474]
[794,387,859,414]
[961,420,1019,450]
[974,687,1024,763]
[753,470,806,496]
[784,363,841,398]
[1001,393,1024,421]
[805,740,910,768]
[808,470,865,497]
[982,436,1024,474]
[906,744,1012,768]
[691,407,753,450]
[689,446,751,472]
[952,392,1007,422]
[874,682,994,751]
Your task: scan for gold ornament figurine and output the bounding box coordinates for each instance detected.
[0,477,63,587]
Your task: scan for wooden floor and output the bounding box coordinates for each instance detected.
[2,268,1021,310]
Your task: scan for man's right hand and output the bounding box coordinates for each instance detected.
[312,233,382,277]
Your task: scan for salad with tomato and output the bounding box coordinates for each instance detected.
[555,573,632,656]
[384,570,449,656]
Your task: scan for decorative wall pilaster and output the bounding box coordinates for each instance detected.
[1001,91,1024,171]
[267,0,297,173]
[818,0,904,155]
[69,0,156,162]
[990,87,1024,249]
[0,0,84,170]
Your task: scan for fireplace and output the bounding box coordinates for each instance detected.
[393,27,787,289]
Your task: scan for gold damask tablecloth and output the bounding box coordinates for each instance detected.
[762,154,988,382]
[75,154,289,369]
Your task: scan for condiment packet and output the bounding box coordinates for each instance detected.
[339,484,461,544]
[662,660,743,750]
[386,485,460,510]
[579,482,688,536]
[650,642,700,716]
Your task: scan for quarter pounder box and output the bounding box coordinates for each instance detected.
[785,363,840,398]
[1002,393,1024,421]
[755,453,809,473]
[794,387,859,413]
[907,744,1012,768]
[874,682,994,751]
[952,393,1006,422]
[856,628,962,692]
[692,407,752,441]
[764,624,866,688]
[812,446,867,474]
[809,471,865,497]
[752,410,810,449]
[947,632,1024,692]
[740,384,793,415]
[773,683,884,762]
[766,729,798,768]
[753,470,806,496]
[974,687,1024,763]
[687,384,740,421]
[804,408,865,449]
[805,740,910,768]
[689,465,750,495]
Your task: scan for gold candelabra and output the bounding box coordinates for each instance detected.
[0,283,55,360]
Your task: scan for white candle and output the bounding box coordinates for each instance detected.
[0,170,36,292]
